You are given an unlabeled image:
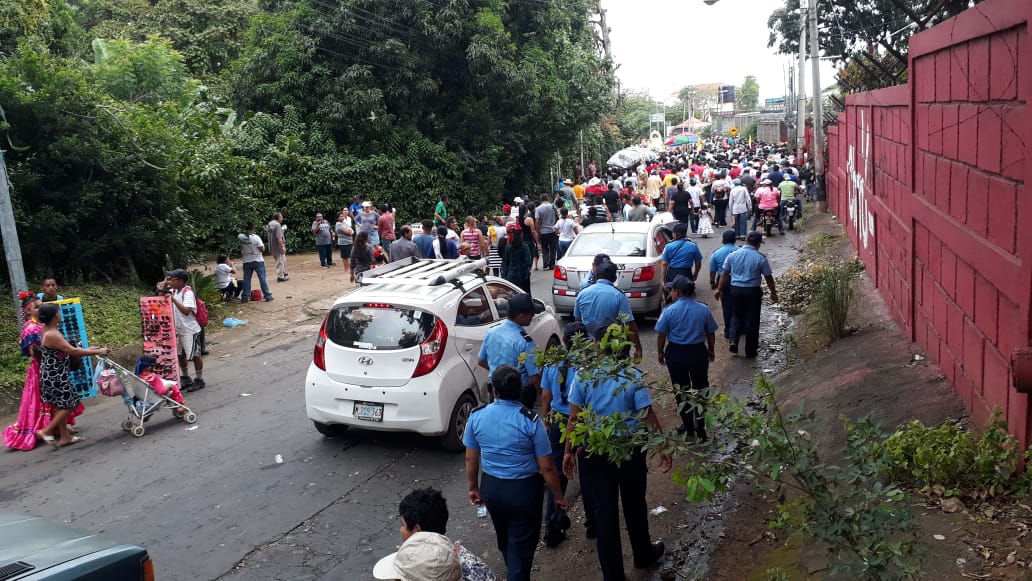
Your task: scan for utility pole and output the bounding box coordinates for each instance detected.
[579,130,585,180]
[797,7,808,151]
[0,149,28,310]
[808,0,825,177]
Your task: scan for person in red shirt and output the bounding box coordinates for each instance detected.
[377,205,396,260]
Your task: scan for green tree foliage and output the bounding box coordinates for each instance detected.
[230,0,613,207]
[71,0,258,79]
[0,0,612,282]
[767,0,976,65]
[739,75,759,110]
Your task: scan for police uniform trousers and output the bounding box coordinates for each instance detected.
[729,285,764,356]
[481,472,544,581]
[664,342,709,436]
[580,447,653,580]
[547,416,596,532]
[720,288,734,340]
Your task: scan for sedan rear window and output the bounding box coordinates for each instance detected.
[568,232,647,257]
[326,305,436,350]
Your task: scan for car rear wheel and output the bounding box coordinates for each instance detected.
[440,393,476,452]
[313,421,349,437]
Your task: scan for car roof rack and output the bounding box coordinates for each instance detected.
[359,257,489,287]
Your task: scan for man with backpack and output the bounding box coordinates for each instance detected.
[160,269,206,392]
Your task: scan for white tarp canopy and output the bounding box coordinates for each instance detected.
[606,147,647,169]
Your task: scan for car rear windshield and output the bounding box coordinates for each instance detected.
[568,232,647,257]
[326,305,436,350]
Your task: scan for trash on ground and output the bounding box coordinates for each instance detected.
[275,454,284,464]
[649,506,668,515]
[912,353,925,361]
[185,426,199,431]
[240,393,252,397]
[223,317,248,327]
[933,534,946,540]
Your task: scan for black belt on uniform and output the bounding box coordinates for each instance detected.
[668,341,707,348]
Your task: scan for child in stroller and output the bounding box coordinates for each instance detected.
[135,355,187,418]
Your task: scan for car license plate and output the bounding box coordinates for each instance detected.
[353,402,384,422]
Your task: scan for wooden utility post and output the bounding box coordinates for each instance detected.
[597,1,612,62]
[0,149,28,310]
[797,8,807,150]
[808,0,825,177]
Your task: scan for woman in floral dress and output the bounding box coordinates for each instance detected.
[3,293,85,450]
[34,303,109,447]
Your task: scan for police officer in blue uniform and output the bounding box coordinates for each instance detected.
[708,229,740,340]
[660,223,703,284]
[656,275,718,439]
[540,322,596,545]
[464,365,568,581]
[479,293,542,408]
[715,231,779,357]
[563,328,671,580]
[574,261,643,358]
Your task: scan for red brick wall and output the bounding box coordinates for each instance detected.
[826,0,1032,445]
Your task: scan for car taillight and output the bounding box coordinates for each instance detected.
[554,266,567,281]
[413,318,448,378]
[632,265,655,282]
[313,316,328,371]
[142,556,155,581]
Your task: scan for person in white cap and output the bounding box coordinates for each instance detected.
[373,531,462,581]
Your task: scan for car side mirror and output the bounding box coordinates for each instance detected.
[532,299,546,314]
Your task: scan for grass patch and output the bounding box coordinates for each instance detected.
[777,258,864,315]
[805,232,840,254]
[0,283,149,403]
[811,262,856,340]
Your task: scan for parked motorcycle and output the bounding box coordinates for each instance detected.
[761,208,779,237]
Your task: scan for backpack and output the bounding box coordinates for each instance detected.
[195,298,209,327]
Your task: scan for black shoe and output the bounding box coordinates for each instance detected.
[633,541,665,569]
[264,296,274,302]
[543,524,566,548]
[675,424,688,434]
[779,229,785,235]
[729,343,739,354]
[180,375,193,388]
[697,427,708,442]
[191,378,206,391]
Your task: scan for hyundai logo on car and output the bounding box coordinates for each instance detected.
[357,356,374,366]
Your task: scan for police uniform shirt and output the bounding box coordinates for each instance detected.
[661,239,703,269]
[541,366,573,416]
[462,400,552,479]
[573,279,633,325]
[722,245,772,287]
[478,319,539,385]
[578,271,597,290]
[709,243,739,277]
[568,367,652,430]
[655,297,718,345]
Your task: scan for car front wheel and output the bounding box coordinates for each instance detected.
[440,393,476,452]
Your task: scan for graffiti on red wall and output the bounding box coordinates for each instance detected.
[846,108,876,250]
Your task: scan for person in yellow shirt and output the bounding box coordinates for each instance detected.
[573,182,585,203]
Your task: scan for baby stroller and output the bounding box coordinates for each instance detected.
[97,357,197,437]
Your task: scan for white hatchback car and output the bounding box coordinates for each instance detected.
[305,258,562,451]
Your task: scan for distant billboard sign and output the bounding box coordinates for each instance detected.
[649,113,665,123]
[718,85,736,103]
[765,97,786,105]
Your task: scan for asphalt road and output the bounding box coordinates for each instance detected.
[0,226,798,580]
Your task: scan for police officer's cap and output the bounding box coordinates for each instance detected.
[722,230,736,244]
[664,274,695,293]
[746,231,764,245]
[673,222,690,236]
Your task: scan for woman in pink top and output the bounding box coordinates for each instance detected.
[753,179,782,232]
[460,216,487,260]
